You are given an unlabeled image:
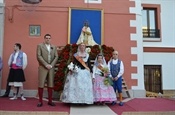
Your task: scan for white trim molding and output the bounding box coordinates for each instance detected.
[130,0,146,97]
[84,0,102,4]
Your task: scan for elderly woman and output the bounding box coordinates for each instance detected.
[61,42,93,104]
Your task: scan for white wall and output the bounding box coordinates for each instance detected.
[142,0,175,92]
[142,0,175,47]
[0,3,4,56]
[144,52,175,90]
[0,2,4,95]
[129,0,146,97]
[130,0,145,90]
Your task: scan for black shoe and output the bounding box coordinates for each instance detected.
[48,102,56,106]
[1,94,8,97]
[119,102,124,106]
[111,101,116,105]
[37,102,43,107]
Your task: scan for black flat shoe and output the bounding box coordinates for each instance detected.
[37,102,43,107]
[111,101,116,105]
[119,102,124,106]
[48,102,56,106]
[1,94,8,97]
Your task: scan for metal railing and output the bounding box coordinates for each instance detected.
[142,29,160,38]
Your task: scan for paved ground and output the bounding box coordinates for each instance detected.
[70,104,117,115]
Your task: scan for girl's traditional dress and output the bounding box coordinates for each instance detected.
[93,55,117,104]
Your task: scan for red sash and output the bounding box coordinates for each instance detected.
[74,55,90,71]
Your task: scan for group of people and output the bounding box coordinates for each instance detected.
[0,34,58,107]
[0,33,124,107]
[61,42,124,106]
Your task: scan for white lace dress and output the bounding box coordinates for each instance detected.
[61,53,93,104]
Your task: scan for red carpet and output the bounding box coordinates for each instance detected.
[0,97,70,112]
[108,102,136,115]
[108,98,175,115]
[126,98,175,111]
[0,97,175,115]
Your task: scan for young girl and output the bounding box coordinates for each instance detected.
[93,54,117,105]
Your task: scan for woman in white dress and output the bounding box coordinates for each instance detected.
[61,42,94,104]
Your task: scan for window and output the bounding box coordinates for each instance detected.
[142,8,160,38]
[29,25,41,36]
[84,0,101,4]
[144,65,162,93]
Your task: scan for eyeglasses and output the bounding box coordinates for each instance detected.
[113,54,118,55]
[45,37,51,39]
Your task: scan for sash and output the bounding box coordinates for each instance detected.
[97,64,103,71]
[97,64,110,77]
[74,55,90,71]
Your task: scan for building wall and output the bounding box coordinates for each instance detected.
[129,0,145,97]
[142,0,175,47]
[0,2,4,57]
[1,0,141,97]
[0,1,5,94]
[142,0,175,94]
[143,53,175,89]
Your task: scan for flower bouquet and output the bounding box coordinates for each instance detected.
[85,47,91,54]
[104,77,113,86]
[100,67,113,86]
[67,62,79,73]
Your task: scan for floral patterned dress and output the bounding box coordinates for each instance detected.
[93,64,117,102]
